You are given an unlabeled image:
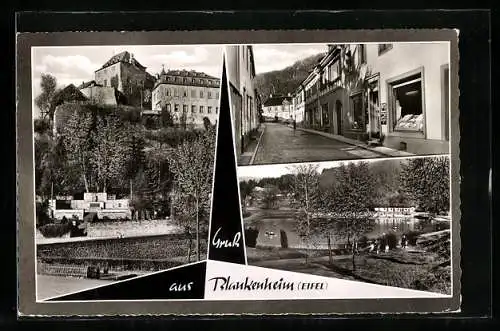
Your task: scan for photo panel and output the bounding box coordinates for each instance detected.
[235,156,453,299]
[225,42,452,167]
[31,43,223,301]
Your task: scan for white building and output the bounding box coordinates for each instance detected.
[262,94,293,121]
[364,43,450,154]
[48,192,131,221]
[151,68,220,128]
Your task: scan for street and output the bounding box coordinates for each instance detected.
[252,123,383,165]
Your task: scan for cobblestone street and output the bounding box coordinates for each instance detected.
[252,123,384,165]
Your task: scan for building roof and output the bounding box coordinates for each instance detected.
[263,95,292,107]
[78,80,102,89]
[53,84,89,105]
[154,69,221,89]
[97,51,147,71]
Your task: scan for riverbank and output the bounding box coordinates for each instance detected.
[247,229,451,295]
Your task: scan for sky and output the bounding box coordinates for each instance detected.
[31,45,223,118]
[251,43,328,74]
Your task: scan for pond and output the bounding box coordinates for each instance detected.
[246,215,450,250]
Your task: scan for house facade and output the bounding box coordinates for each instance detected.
[296,43,450,154]
[225,45,259,156]
[292,86,305,124]
[364,43,450,154]
[262,94,293,121]
[151,68,220,128]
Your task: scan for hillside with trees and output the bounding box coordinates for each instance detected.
[255,52,326,102]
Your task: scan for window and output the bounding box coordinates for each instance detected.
[388,72,424,132]
[184,78,188,84]
[208,106,212,114]
[200,90,204,98]
[166,104,171,112]
[174,89,179,97]
[174,104,179,112]
[358,44,367,64]
[216,92,219,99]
[166,88,171,96]
[183,89,187,97]
[208,91,212,99]
[183,105,188,113]
[192,105,197,113]
[378,44,393,55]
[200,106,204,113]
[191,89,196,98]
[215,107,218,114]
[349,92,364,130]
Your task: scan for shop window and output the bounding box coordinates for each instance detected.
[378,44,393,56]
[349,92,364,130]
[389,72,424,132]
[322,103,329,126]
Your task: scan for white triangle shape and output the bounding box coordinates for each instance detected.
[205,260,448,300]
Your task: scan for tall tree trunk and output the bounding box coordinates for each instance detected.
[196,193,200,261]
[328,233,333,265]
[187,236,192,263]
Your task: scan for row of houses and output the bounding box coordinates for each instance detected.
[51,51,221,133]
[225,45,261,157]
[268,43,451,155]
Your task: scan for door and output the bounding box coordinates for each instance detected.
[336,101,342,135]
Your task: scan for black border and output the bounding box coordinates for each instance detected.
[3,8,494,329]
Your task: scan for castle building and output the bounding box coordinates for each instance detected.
[151,68,220,127]
[94,51,155,107]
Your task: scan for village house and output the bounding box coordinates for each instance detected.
[262,94,293,122]
[225,45,259,156]
[294,43,450,154]
[150,67,220,128]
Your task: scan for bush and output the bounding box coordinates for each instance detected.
[379,232,398,250]
[405,230,422,246]
[39,223,71,238]
[358,235,369,248]
[245,227,259,248]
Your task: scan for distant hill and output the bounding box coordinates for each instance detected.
[255,52,326,103]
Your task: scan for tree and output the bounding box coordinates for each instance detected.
[61,109,94,192]
[239,180,257,209]
[160,105,174,128]
[168,126,215,261]
[35,74,58,119]
[90,113,130,192]
[261,185,280,209]
[320,162,376,271]
[400,156,450,215]
[288,164,321,264]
